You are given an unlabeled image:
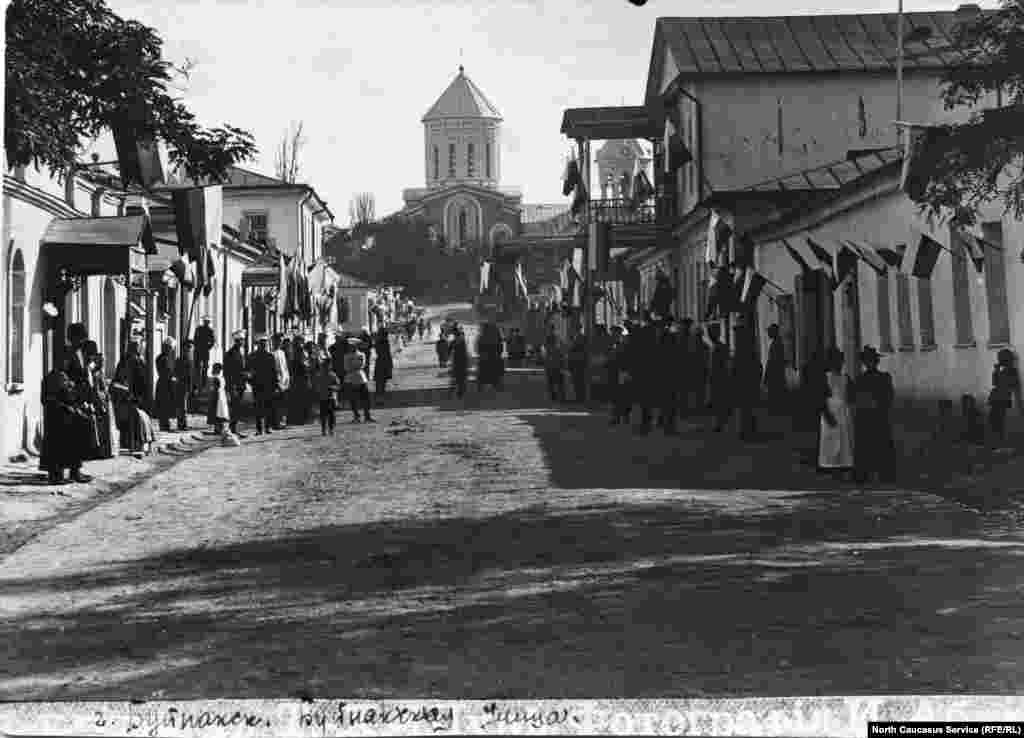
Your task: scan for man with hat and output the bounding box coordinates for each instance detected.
[224,330,249,437]
[851,345,895,483]
[249,335,278,435]
[194,316,216,397]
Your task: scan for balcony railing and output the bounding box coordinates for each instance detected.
[587,196,677,225]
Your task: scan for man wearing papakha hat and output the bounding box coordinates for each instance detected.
[248,335,278,436]
[224,330,249,437]
[851,345,895,484]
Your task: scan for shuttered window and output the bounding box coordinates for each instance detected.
[896,273,914,349]
[877,271,893,351]
[950,228,974,345]
[982,221,1010,345]
[917,277,935,347]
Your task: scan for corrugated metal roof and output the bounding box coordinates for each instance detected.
[42,215,156,254]
[745,146,901,193]
[423,67,502,121]
[657,10,984,75]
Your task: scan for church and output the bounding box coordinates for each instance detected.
[400,66,522,255]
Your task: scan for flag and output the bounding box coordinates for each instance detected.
[805,237,835,282]
[570,181,589,216]
[835,244,859,287]
[901,124,952,201]
[172,186,223,262]
[740,268,767,309]
[706,211,733,266]
[632,170,654,204]
[843,239,887,276]
[562,158,580,197]
[664,119,692,172]
[559,259,570,292]
[903,233,943,279]
[572,247,585,279]
[111,101,165,190]
[278,253,288,320]
[959,230,986,274]
[169,255,195,288]
[705,267,735,320]
[782,238,814,273]
[202,247,217,297]
[875,243,907,269]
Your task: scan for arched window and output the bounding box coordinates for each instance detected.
[103,278,118,373]
[448,143,456,178]
[486,143,492,178]
[467,143,475,177]
[458,209,468,245]
[433,146,439,180]
[6,248,25,385]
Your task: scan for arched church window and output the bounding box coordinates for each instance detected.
[458,209,468,245]
[467,143,475,178]
[433,146,439,180]
[6,248,25,385]
[448,143,456,178]
[486,143,492,178]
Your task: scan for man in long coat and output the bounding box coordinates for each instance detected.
[40,322,93,484]
[249,336,278,435]
[224,331,248,437]
[194,317,215,396]
[174,338,194,431]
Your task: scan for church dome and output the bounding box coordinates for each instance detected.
[422,66,502,122]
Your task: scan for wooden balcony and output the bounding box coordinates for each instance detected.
[587,196,677,226]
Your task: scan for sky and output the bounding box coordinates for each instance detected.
[99,0,987,224]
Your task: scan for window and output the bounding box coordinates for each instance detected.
[448,143,456,178]
[896,273,914,349]
[245,212,269,245]
[950,228,974,345]
[6,248,25,385]
[433,146,439,180]
[917,277,935,348]
[982,222,1010,345]
[467,142,475,177]
[877,271,893,352]
[458,209,467,244]
[486,143,492,178]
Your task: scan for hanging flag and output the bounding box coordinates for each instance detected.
[169,255,195,288]
[740,268,768,309]
[570,181,589,216]
[202,246,217,297]
[959,230,986,274]
[111,101,165,190]
[903,233,943,279]
[875,243,907,269]
[901,124,952,201]
[706,211,733,266]
[571,247,585,279]
[632,170,654,206]
[782,238,814,274]
[843,239,887,276]
[172,186,223,262]
[835,244,859,288]
[278,253,288,320]
[805,237,835,282]
[562,158,580,197]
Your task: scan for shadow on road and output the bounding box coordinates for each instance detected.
[0,492,1015,699]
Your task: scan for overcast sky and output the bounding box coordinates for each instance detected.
[102,0,986,224]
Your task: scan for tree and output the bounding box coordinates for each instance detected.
[5,0,257,181]
[348,192,376,226]
[913,0,1024,227]
[274,120,305,183]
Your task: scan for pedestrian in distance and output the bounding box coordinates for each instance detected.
[543,330,566,403]
[436,333,450,368]
[40,322,94,485]
[224,331,248,437]
[81,341,114,460]
[315,359,341,436]
[449,330,470,399]
[250,336,278,436]
[154,338,178,432]
[272,335,291,429]
[343,339,374,423]
[988,348,1022,447]
[762,323,788,417]
[193,316,215,398]
[206,363,231,436]
[174,338,194,431]
[374,327,394,398]
[817,346,854,478]
[851,345,894,484]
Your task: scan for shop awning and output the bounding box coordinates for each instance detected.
[561,106,662,141]
[241,262,279,288]
[41,215,157,275]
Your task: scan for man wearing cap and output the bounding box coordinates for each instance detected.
[249,336,277,435]
[272,334,291,429]
[194,317,215,396]
[224,331,248,437]
[851,345,895,483]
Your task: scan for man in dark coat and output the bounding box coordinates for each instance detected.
[40,322,93,484]
[249,336,278,435]
[762,323,788,418]
[852,345,895,483]
[629,314,658,434]
[173,339,194,431]
[224,331,248,437]
[659,320,685,435]
[193,317,215,396]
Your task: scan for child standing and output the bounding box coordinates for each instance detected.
[315,360,340,436]
[989,348,1022,446]
[207,363,231,435]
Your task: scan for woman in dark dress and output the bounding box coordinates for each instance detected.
[288,343,312,425]
[475,322,505,391]
[112,340,149,453]
[851,345,895,484]
[374,328,393,397]
[82,340,113,460]
[39,368,87,484]
[154,338,177,432]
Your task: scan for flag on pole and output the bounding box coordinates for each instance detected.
[901,124,951,201]
[782,238,814,273]
[805,237,835,282]
[202,246,217,297]
[875,243,907,269]
[843,239,888,275]
[959,230,986,274]
[835,243,859,288]
[278,252,288,320]
[562,158,580,197]
[740,268,767,309]
[571,247,585,279]
[706,211,733,266]
[111,102,165,190]
[902,233,943,278]
[172,186,223,262]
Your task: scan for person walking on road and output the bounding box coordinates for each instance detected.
[224,331,248,437]
[374,328,394,398]
[851,345,894,484]
[476,322,505,392]
[817,346,854,477]
[450,329,470,399]
[315,359,341,436]
[193,317,215,398]
[343,339,374,423]
[544,330,566,403]
[250,336,278,436]
[272,336,291,429]
[154,338,178,432]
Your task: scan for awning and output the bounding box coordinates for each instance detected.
[41,215,156,275]
[241,262,279,288]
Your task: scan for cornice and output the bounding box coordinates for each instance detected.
[4,176,82,218]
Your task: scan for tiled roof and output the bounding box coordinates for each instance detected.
[423,67,502,121]
[656,10,988,75]
[745,146,902,193]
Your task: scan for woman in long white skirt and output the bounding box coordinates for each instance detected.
[818,346,854,475]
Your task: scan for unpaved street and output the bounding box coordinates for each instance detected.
[2,306,1024,699]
